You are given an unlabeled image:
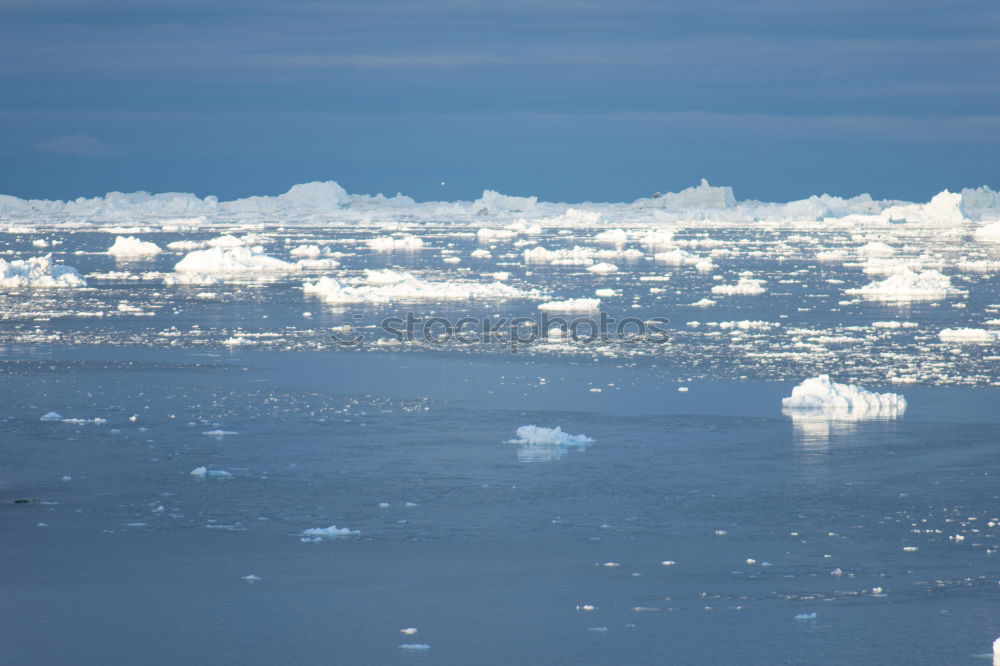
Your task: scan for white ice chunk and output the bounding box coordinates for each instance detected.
[107,236,162,257]
[782,375,907,419]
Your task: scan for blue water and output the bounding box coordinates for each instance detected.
[2,346,998,664]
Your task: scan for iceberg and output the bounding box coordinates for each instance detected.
[107,236,162,257]
[0,255,87,289]
[879,190,967,224]
[304,270,535,305]
[782,375,907,419]
[846,269,963,302]
[173,246,299,275]
[537,298,601,312]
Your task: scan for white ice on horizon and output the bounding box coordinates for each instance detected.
[782,375,907,419]
[0,255,87,289]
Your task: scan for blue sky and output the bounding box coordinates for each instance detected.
[1,0,998,203]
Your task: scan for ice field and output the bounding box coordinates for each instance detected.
[2,179,999,664]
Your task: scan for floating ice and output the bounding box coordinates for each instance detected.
[0,255,87,289]
[846,269,963,302]
[537,298,601,312]
[40,411,63,421]
[300,525,360,539]
[938,328,995,343]
[782,375,907,419]
[594,229,628,244]
[203,430,238,436]
[586,262,618,274]
[974,221,1000,242]
[880,190,967,224]
[304,270,533,305]
[711,277,766,296]
[398,644,430,651]
[472,189,537,213]
[366,235,424,252]
[508,425,594,446]
[174,246,298,275]
[107,236,162,257]
[795,612,817,621]
[190,466,233,478]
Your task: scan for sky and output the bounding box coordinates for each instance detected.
[1,0,998,204]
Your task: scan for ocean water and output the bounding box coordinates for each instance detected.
[2,346,998,665]
[2,197,1000,663]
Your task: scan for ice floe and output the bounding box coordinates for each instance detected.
[845,269,964,302]
[782,375,907,419]
[107,236,162,257]
[0,255,87,288]
[304,270,534,305]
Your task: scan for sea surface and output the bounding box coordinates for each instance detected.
[2,345,998,665]
[2,211,999,663]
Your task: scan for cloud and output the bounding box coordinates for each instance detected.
[36,134,116,157]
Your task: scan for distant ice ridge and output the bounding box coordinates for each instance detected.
[879,190,968,224]
[304,269,535,304]
[636,179,737,209]
[471,189,537,213]
[107,236,162,257]
[782,375,907,419]
[845,269,964,302]
[0,255,87,288]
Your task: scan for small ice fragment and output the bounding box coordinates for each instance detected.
[129,414,139,422]
[831,568,843,576]
[795,612,817,621]
[577,604,596,611]
[602,562,620,567]
[61,476,72,482]
[190,466,232,478]
[40,411,63,421]
[714,530,728,536]
[677,387,689,392]
[746,559,757,565]
[588,627,609,632]
[203,430,238,436]
[399,644,430,651]
[378,502,390,508]
[902,546,919,552]
[242,574,262,582]
[661,560,676,566]
[400,628,418,635]
[300,525,360,539]
[405,502,417,507]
